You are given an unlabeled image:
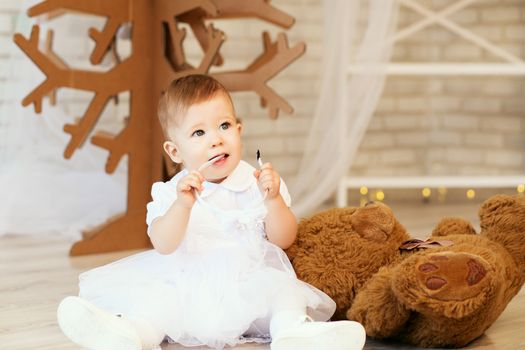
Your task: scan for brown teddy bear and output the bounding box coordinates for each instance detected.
[286,194,525,347]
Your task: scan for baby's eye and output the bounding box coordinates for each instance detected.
[220,122,231,130]
[192,129,205,137]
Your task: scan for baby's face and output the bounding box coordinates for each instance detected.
[166,92,242,183]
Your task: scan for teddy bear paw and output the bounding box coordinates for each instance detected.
[394,252,493,318]
[416,253,488,297]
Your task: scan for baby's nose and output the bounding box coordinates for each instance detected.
[210,132,223,146]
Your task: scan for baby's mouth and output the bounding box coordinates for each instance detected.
[198,153,229,172]
[208,153,229,163]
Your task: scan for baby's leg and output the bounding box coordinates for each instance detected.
[243,286,306,338]
[268,285,366,350]
[269,287,309,337]
[57,296,164,350]
[57,296,141,350]
[126,315,165,350]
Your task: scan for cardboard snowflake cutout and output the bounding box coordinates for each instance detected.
[14,0,305,255]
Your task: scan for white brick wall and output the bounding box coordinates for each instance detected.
[0,13,13,34]
[1,0,524,204]
[481,7,520,23]
[464,132,504,147]
[353,0,525,186]
[429,131,462,146]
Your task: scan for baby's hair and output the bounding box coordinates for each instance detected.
[157,74,234,139]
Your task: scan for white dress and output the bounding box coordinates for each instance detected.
[78,160,335,349]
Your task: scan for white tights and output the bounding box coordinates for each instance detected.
[245,286,309,339]
[125,316,165,350]
[269,288,309,338]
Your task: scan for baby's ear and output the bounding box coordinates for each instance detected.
[163,141,182,164]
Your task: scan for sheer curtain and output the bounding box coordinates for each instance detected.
[0,2,126,238]
[290,0,399,217]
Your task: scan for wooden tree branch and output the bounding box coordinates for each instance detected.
[258,85,291,119]
[88,17,126,65]
[13,25,63,113]
[108,40,121,105]
[211,0,295,28]
[158,1,218,69]
[213,32,305,118]
[177,13,225,67]
[60,58,134,156]
[28,0,128,17]
[28,0,130,65]
[159,24,226,89]
[157,0,218,19]
[91,126,130,173]
[197,24,225,72]
[178,0,295,65]
[44,29,67,105]
[166,20,187,68]
[250,32,305,79]
[63,93,110,158]
[15,24,131,158]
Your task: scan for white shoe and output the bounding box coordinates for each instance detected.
[271,318,366,350]
[57,296,142,350]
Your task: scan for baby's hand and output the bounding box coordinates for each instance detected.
[175,170,204,208]
[253,162,280,199]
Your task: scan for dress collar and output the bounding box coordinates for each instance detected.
[175,160,254,197]
[218,160,254,192]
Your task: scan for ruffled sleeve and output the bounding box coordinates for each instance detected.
[146,181,178,235]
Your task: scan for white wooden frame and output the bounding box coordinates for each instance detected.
[339,0,525,207]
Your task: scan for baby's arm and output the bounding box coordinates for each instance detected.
[254,163,297,249]
[149,171,204,254]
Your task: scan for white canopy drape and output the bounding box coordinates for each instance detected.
[0,4,126,238]
[290,0,399,217]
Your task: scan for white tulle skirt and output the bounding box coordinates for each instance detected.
[79,238,335,349]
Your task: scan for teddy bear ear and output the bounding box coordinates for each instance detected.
[350,203,395,242]
[479,194,525,232]
[432,218,477,237]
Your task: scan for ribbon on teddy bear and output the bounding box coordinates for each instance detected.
[399,238,454,251]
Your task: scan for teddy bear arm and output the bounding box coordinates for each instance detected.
[347,267,410,338]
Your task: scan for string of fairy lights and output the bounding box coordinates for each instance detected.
[357,184,525,207]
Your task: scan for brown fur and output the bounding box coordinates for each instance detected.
[286,195,525,348]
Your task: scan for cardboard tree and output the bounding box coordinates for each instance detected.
[13,0,305,255]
